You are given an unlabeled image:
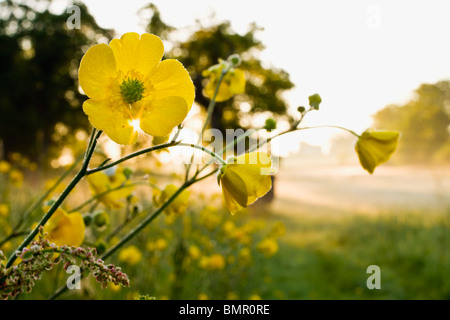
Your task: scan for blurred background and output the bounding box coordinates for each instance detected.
[0,0,449,299]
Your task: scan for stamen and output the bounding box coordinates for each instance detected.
[120,78,145,104]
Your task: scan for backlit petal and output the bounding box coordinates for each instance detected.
[83,99,138,145]
[78,44,117,100]
[147,59,195,110]
[109,32,164,76]
[139,96,188,137]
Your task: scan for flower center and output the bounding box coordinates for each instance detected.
[120,78,145,104]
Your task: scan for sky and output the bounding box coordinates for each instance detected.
[65,0,450,150]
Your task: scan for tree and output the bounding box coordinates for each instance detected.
[142,5,295,134]
[372,81,450,163]
[0,0,113,162]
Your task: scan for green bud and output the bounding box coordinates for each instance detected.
[308,94,322,110]
[83,213,92,226]
[93,211,110,228]
[123,167,133,179]
[228,54,242,67]
[95,239,108,255]
[297,106,306,113]
[264,118,277,131]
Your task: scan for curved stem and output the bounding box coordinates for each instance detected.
[185,65,231,181]
[86,141,226,176]
[5,129,102,268]
[68,181,155,213]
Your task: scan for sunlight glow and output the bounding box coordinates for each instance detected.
[130,119,141,132]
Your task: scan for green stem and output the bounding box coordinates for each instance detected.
[68,181,155,213]
[11,153,85,231]
[5,129,102,268]
[86,142,226,176]
[100,180,193,261]
[185,65,231,181]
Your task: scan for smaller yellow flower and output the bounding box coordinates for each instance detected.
[118,245,142,266]
[238,247,252,265]
[43,207,85,247]
[9,169,24,188]
[203,62,245,102]
[188,245,201,260]
[0,204,9,217]
[0,160,11,173]
[87,167,135,209]
[154,184,190,216]
[198,293,209,300]
[217,152,275,215]
[199,254,226,271]
[270,221,286,237]
[249,294,262,300]
[226,292,239,300]
[257,238,278,258]
[355,129,400,174]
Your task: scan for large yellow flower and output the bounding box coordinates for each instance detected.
[43,207,85,247]
[355,129,400,174]
[203,63,245,102]
[217,152,274,215]
[79,33,195,145]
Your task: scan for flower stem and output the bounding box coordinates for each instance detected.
[5,129,102,268]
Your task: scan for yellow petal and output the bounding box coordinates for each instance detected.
[139,96,188,137]
[228,69,246,94]
[44,208,85,247]
[221,168,248,214]
[355,130,400,174]
[109,33,164,76]
[146,59,195,110]
[78,44,117,100]
[83,99,138,145]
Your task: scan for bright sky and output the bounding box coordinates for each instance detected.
[75,0,450,150]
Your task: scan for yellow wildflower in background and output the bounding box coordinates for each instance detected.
[9,169,24,187]
[257,238,279,258]
[154,184,190,216]
[199,254,226,271]
[355,129,400,174]
[188,245,201,260]
[0,160,11,173]
[118,245,142,266]
[79,32,195,145]
[203,62,245,102]
[198,293,209,300]
[43,207,85,247]
[87,167,135,209]
[218,152,275,215]
[0,204,9,217]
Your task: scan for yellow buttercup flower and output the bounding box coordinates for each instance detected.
[203,63,245,102]
[217,152,274,215]
[118,245,142,266]
[9,169,24,188]
[0,160,11,173]
[257,237,278,258]
[79,32,195,145]
[0,204,9,217]
[199,254,226,271]
[154,184,190,216]
[355,129,400,174]
[43,207,85,247]
[87,167,135,209]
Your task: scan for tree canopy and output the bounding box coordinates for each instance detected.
[372,81,450,164]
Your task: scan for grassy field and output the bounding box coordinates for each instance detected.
[2,158,450,300]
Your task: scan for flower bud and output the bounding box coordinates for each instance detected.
[308,93,322,110]
[93,211,110,229]
[83,213,92,226]
[264,118,277,131]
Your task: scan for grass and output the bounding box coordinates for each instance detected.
[260,209,450,299]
